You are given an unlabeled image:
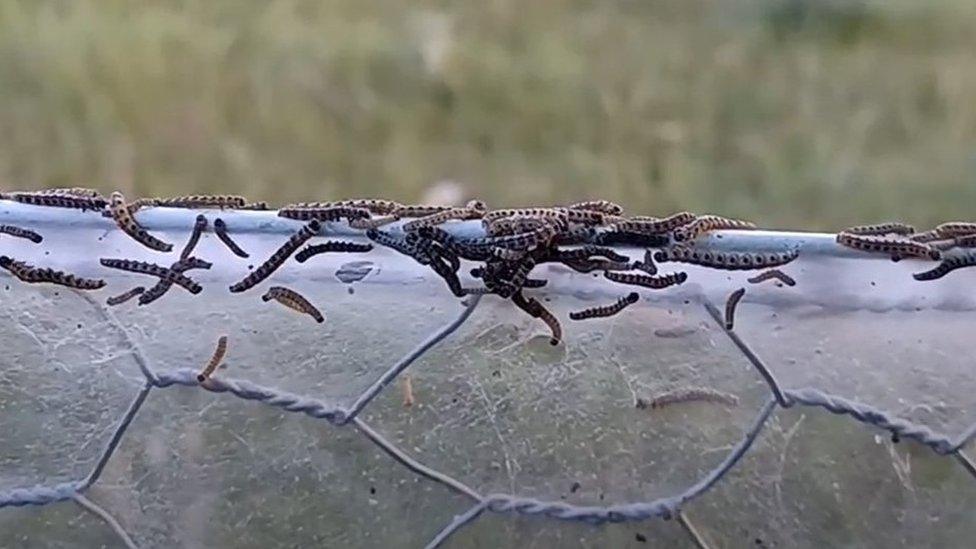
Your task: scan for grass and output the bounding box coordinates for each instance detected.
[0,0,975,230]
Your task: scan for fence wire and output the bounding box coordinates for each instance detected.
[0,201,975,548]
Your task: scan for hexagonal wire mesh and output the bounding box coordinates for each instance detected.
[0,200,974,548]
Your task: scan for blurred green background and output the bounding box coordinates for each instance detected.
[0,0,974,230]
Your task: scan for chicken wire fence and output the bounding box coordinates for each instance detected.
[0,197,975,548]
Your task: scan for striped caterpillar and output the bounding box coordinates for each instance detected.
[566,200,623,216]
[836,232,939,260]
[295,241,373,263]
[181,215,208,260]
[106,286,145,306]
[391,204,455,218]
[401,207,484,232]
[724,288,746,330]
[138,257,212,305]
[562,258,632,273]
[672,215,757,242]
[558,207,605,226]
[197,335,228,382]
[603,271,687,289]
[935,222,976,238]
[0,224,43,243]
[910,230,941,243]
[241,201,270,210]
[100,258,203,294]
[108,192,173,252]
[35,187,102,198]
[747,269,796,287]
[0,256,106,290]
[637,387,740,410]
[368,229,436,264]
[277,205,370,222]
[632,249,658,275]
[10,191,107,212]
[543,245,630,264]
[401,374,415,408]
[315,199,402,215]
[842,222,915,236]
[455,225,557,251]
[912,253,976,281]
[348,215,400,230]
[145,195,247,209]
[589,230,670,248]
[569,292,639,320]
[511,291,561,345]
[262,286,325,323]
[608,212,697,235]
[229,220,320,292]
[486,215,560,236]
[213,218,249,258]
[654,246,799,271]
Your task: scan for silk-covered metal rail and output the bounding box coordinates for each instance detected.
[0,191,975,548]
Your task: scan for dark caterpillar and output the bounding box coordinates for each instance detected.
[836,232,938,260]
[608,211,696,235]
[0,256,106,289]
[391,204,454,218]
[106,286,145,306]
[138,257,212,305]
[603,271,687,289]
[197,335,228,382]
[654,246,799,271]
[148,195,247,209]
[842,222,915,236]
[108,191,173,252]
[262,286,325,323]
[512,291,561,345]
[295,241,373,263]
[401,207,484,232]
[100,258,202,294]
[213,218,249,258]
[10,191,107,211]
[912,253,976,281]
[180,215,208,260]
[569,292,639,320]
[566,200,624,216]
[0,224,43,243]
[672,215,757,242]
[277,205,370,222]
[724,288,746,330]
[229,220,320,292]
[935,222,976,239]
[747,269,796,287]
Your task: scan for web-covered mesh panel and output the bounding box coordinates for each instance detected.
[1,207,975,548]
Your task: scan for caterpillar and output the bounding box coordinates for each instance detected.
[213,218,249,258]
[589,230,670,248]
[455,225,557,251]
[99,258,202,294]
[318,199,403,215]
[910,230,941,243]
[367,229,434,264]
[486,215,556,236]
[566,200,624,216]
[489,246,527,261]
[632,249,658,275]
[149,195,247,209]
[836,232,938,260]
[262,286,325,323]
[401,207,484,232]
[180,215,208,260]
[241,201,270,210]
[637,387,740,410]
[483,208,570,225]
[954,234,976,248]
[569,292,639,320]
[608,211,697,235]
[746,269,796,287]
[465,199,489,212]
[562,258,631,273]
[604,270,687,289]
[724,288,746,330]
[935,222,976,239]
[10,191,108,211]
[401,374,415,408]
[138,257,212,305]
[106,286,145,306]
[842,222,915,236]
[35,187,102,198]
[108,192,173,252]
[557,207,605,226]
[654,246,799,271]
[511,291,561,345]
[197,335,228,382]
[523,277,548,288]
[277,205,370,222]
[0,256,106,289]
[545,245,630,264]
[912,253,976,281]
[0,224,43,243]
[229,220,320,292]
[672,215,757,242]
[391,204,455,218]
[294,241,373,263]
[347,215,399,230]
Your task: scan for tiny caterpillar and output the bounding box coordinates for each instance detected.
[10,191,107,211]
[368,229,435,264]
[0,256,106,289]
[546,245,630,264]
[483,207,569,223]
[935,222,976,239]
[35,187,102,198]
[277,205,370,222]
[148,195,247,209]
[262,286,325,323]
[954,234,976,248]
[511,291,562,345]
[197,335,228,382]
[213,218,249,258]
[0,224,43,243]
[295,241,373,263]
[402,374,415,408]
[637,387,740,410]
[229,220,320,293]
[569,292,639,320]
[106,286,145,306]
[910,230,941,243]
[590,230,670,248]
[566,200,623,216]
[391,204,454,218]
[842,223,915,236]
[562,258,631,273]
[455,225,557,251]
[632,249,658,275]
[558,207,605,226]
[654,246,799,271]
[138,257,212,306]
[912,253,976,281]
[180,215,208,260]
[489,246,527,261]
[401,207,484,232]
[348,215,399,230]
[746,269,796,287]
[672,215,757,242]
[836,232,938,260]
[241,201,270,210]
[724,287,746,330]
[108,191,173,252]
[608,211,697,235]
[317,199,402,215]
[99,258,203,294]
[486,215,556,236]
[603,271,687,289]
